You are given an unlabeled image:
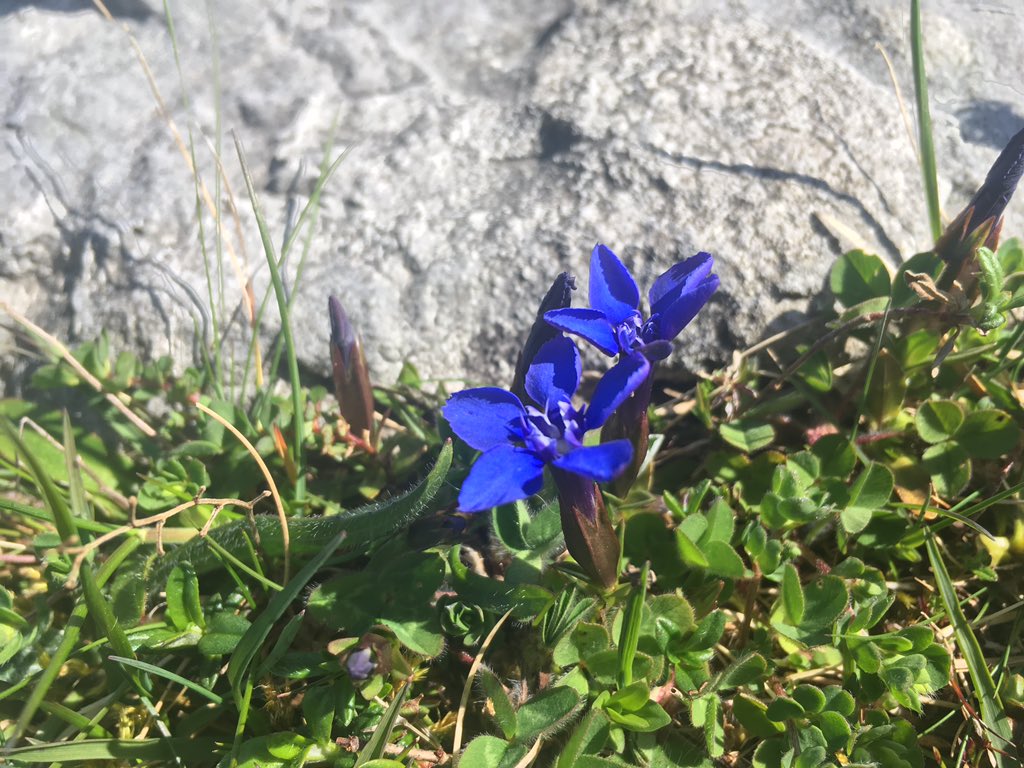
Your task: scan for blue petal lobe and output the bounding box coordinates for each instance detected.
[458,444,545,512]
[649,252,715,313]
[589,244,640,325]
[650,273,719,342]
[443,388,525,452]
[544,308,619,356]
[525,336,581,408]
[553,440,633,483]
[585,354,651,431]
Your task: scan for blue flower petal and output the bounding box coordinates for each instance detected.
[458,444,545,512]
[443,388,525,452]
[553,440,633,482]
[649,273,719,342]
[585,354,651,431]
[544,308,620,356]
[525,336,581,408]
[590,244,640,325]
[649,252,716,314]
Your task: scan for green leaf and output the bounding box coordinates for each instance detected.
[915,400,964,444]
[780,563,805,626]
[812,434,856,478]
[676,529,710,568]
[719,653,767,689]
[165,563,205,631]
[796,348,833,392]
[955,409,1020,460]
[863,350,906,426]
[1,738,219,763]
[815,710,851,753]
[689,694,725,756]
[720,420,775,453]
[617,562,649,688]
[199,612,252,658]
[459,735,509,767]
[478,668,517,740]
[926,535,1013,764]
[648,594,695,649]
[732,695,785,738]
[841,462,893,534]
[800,576,849,631]
[556,710,611,767]
[765,696,804,722]
[790,684,826,714]
[515,686,580,742]
[302,685,336,745]
[702,541,745,578]
[355,683,409,765]
[922,441,971,497]
[830,250,891,307]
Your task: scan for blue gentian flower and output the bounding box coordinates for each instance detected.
[544,244,719,369]
[443,336,645,513]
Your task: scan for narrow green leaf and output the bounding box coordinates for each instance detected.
[910,0,942,240]
[617,561,649,689]
[781,563,805,626]
[477,668,517,740]
[1,738,218,763]
[355,683,409,765]
[926,535,1013,765]
[108,656,222,704]
[0,418,75,542]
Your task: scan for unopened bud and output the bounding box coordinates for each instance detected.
[328,296,375,445]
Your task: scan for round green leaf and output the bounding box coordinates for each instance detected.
[955,409,1020,460]
[921,442,971,497]
[720,420,776,453]
[915,400,964,444]
[830,250,892,307]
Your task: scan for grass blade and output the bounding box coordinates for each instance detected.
[233,132,306,501]
[108,656,223,704]
[926,533,1013,765]
[355,682,409,765]
[911,0,942,241]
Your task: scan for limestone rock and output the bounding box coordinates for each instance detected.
[1,0,1021,394]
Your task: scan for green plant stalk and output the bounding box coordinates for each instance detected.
[926,534,1013,765]
[233,133,306,501]
[617,561,650,689]
[911,0,942,241]
[7,537,142,747]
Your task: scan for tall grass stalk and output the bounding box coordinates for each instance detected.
[910,0,942,241]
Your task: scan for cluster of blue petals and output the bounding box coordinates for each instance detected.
[443,336,641,512]
[444,244,719,513]
[545,244,719,378]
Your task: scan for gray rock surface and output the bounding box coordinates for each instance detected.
[2,0,1022,394]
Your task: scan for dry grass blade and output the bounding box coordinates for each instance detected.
[0,302,156,438]
[195,400,290,582]
[452,607,514,756]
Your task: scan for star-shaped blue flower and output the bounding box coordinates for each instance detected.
[544,244,719,368]
[443,336,646,512]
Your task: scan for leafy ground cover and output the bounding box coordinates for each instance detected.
[3,3,1024,767]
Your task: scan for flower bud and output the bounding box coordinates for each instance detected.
[511,272,575,405]
[328,296,375,445]
[551,467,620,589]
[937,126,1024,291]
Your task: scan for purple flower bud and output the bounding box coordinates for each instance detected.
[346,647,376,680]
[328,296,375,445]
[551,467,620,589]
[936,126,1024,290]
[511,272,576,405]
